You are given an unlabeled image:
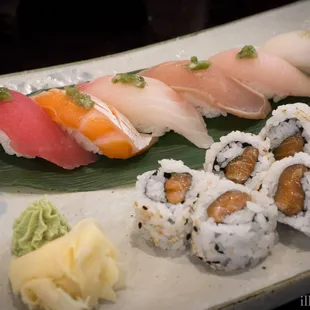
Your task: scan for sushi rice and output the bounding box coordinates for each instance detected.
[260,152,310,236]
[133,159,207,252]
[259,103,310,152]
[180,92,227,119]
[204,131,274,190]
[190,176,278,272]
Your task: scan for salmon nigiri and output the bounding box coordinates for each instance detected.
[140,56,271,119]
[32,87,156,159]
[209,45,310,101]
[260,30,310,75]
[78,74,213,149]
[0,88,97,169]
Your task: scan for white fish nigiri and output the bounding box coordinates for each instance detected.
[209,45,310,101]
[78,74,213,148]
[141,58,271,119]
[260,30,310,75]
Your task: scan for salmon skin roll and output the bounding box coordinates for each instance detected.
[204,131,274,190]
[260,152,310,237]
[32,87,156,159]
[259,103,310,161]
[133,159,207,253]
[190,175,278,272]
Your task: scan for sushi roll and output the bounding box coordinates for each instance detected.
[260,152,310,237]
[190,177,278,272]
[204,131,274,190]
[260,103,310,161]
[133,159,207,252]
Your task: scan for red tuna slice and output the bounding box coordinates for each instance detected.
[0,89,97,169]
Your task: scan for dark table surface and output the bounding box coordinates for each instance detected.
[0,0,300,75]
[0,0,306,308]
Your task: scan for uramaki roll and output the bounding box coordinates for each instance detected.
[190,176,278,272]
[260,103,310,161]
[204,131,274,190]
[260,152,310,236]
[133,159,207,252]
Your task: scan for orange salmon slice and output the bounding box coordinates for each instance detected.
[32,89,155,159]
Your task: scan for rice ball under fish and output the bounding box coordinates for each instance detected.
[204,131,274,190]
[260,152,310,237]
[259,103,310,161]
[190,177,278,272]
[133,159,208,252]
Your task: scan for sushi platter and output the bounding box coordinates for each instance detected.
[1,1,310,310]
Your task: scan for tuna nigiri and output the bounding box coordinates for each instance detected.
[0,88,97,169]
[32,87,156,159]
[140,56,271,119]
[260,30,310,75]
[78,74,213,149]
[209,45,310,101]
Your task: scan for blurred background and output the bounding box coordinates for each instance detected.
[0,0,300,75]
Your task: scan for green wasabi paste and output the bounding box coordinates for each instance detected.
[111,73,146,88]
[185,56,212,71]
[236,45,258,59]
[11,197,70,257]
[0,87,13,102]
[65,86,95,109]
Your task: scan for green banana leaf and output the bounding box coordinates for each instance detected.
[0,79,309,192]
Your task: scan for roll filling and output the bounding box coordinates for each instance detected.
[190,176,278,271]
[204,131,274,190]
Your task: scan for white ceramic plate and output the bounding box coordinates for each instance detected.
[1,2,310,309]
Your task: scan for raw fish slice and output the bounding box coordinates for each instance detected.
[260,30,310,75]
[78,75,213,149]
[141,60,271,119]
[209,47,310,101]
[32,88,156,159]
[0,89,97,169]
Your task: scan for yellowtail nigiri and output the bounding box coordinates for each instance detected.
[32,87,156,159]
[260,30,310,75]
[140,57,271,119]
[78,74,213,149]
[209,45,310,102]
